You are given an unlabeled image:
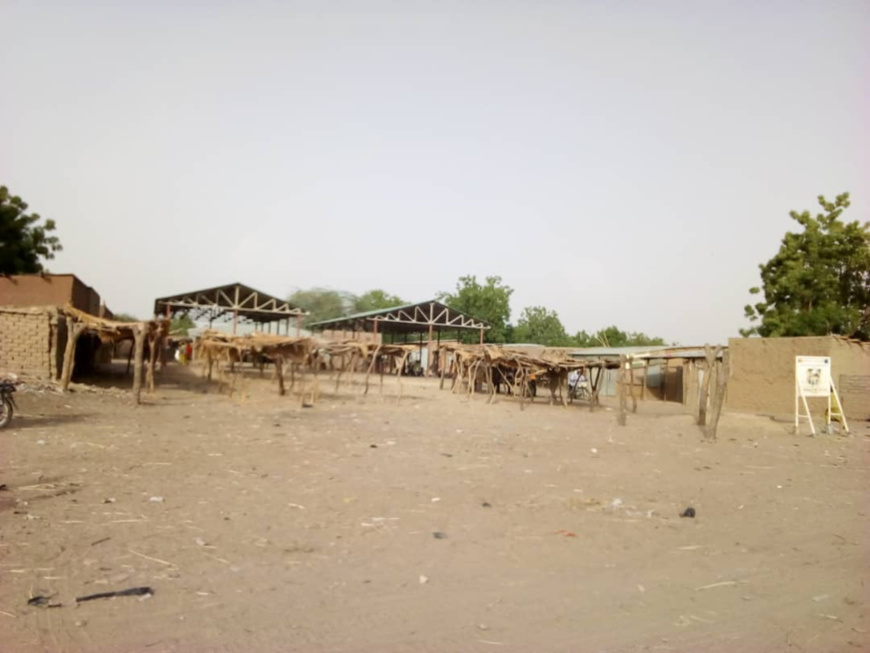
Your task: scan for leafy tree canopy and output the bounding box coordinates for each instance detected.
[0,185,62,274]
[289,288,356,326]
[741,193,870,340]
[437,275,514,343]
[112,312,140,323]
[171,314,196,335]
[353,289,406,314]
[573,326,667,348]
[513,306,571,346]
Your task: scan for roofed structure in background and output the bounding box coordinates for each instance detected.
[308,300,489,337]
[570,345,725,361]
[153,282,307,333]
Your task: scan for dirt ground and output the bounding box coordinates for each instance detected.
[1,364,868,653]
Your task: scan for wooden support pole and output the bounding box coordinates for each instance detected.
[439,348,447,390]
[617,355,628,426]
[698,345,716,426]
[396,351,410,405]
[125,337,134,376]
[706,351,729,440]
[276,355,286,396]
[641,359,648,401]
[295,315,300,337]
[590,365,602,413]
[60,322,85,391]
[233,309,238,335]
[146,328,159,394]
[629,357,637,413]
[132,323,147,404]
[479,327,484,345]
[363,345,380,395]
[426,323,434,377]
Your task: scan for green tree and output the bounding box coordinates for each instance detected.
[353,289,406,314]
[171,314,196,335]
[112,312,139,323]
[741,193,870,340]
[572,326,666,348]
[289,288,355,326]
[0,185,62,274]
[513,306,570,346]
[438,275,513,343]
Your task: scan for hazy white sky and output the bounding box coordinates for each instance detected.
[2,1,867,344]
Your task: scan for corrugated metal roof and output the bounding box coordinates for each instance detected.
[569,345,726,360]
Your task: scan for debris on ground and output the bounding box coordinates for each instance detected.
[432,531,447,539]
[27,595,61,608]
[680,507,696,518]
[76,587,154,603]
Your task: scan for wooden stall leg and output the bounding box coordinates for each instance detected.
[276,355,286,396]
[132,324,147,404]
[146,329,161,394]
[396,351,410,405]
[125,339,134,376]
[698,345,716,426]
[617,355,628,426]
[363,347,379,395]
[629,358,637,413]
[61,322,85,391]
[590,366,603,413]
[705,351,728,440]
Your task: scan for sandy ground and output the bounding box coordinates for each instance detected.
[0,364,868,653]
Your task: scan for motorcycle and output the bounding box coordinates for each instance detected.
[0,376,19,429]
[568,377,592,402]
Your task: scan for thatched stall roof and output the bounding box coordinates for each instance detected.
[60,305,169,401]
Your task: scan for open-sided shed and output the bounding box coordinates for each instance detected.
[309,300,489,374]
[154,282,307,335]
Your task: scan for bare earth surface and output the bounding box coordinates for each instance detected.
[1,365,868,653]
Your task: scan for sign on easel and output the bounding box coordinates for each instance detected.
[794,356,849,435]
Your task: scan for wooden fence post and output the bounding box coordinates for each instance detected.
[698,345,715,426]
[706,351,729,440]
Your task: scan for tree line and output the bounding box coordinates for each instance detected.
[3,183,867,342]
[289,275,668,348]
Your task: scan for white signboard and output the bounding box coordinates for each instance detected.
[794,355,848,436]
[795,356,831,398]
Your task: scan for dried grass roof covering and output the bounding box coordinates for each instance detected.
[443,343,620,373]
[62,305,168,342]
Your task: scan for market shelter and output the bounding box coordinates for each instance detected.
[308,300,489,375]
[153,282,307,335]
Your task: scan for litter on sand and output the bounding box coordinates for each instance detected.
[76,587,154,603]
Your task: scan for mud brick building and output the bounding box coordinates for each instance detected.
[0,274,111,379]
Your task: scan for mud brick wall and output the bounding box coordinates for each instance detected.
[0,307,61,379]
